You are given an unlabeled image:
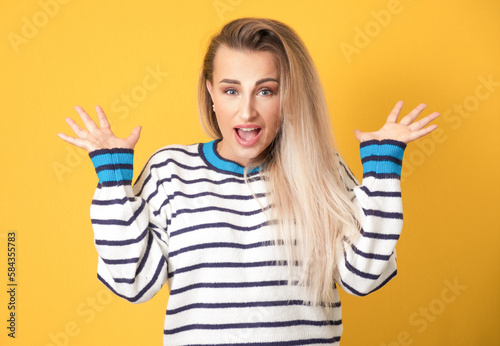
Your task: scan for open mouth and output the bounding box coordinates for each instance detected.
[234,127,262,146]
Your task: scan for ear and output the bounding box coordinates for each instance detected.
[206,80,214,101]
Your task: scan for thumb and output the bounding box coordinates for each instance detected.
[126,126,142,148]
[353,129,363,142]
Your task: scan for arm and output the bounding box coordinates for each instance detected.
[58,106,169,303]
[89,148,169,303]
[336,139,405,296]
[336,101,440,296]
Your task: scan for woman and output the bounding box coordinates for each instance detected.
[58,18,439,345]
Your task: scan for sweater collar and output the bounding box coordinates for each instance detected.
[202,140,260,175]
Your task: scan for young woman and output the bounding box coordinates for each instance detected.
[58,18,439,345]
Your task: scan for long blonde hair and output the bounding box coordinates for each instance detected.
[198,18,361,305]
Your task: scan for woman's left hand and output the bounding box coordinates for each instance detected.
[354,101,440,144]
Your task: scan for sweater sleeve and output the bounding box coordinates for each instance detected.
[336,139,406,296]
[88,148,170,304]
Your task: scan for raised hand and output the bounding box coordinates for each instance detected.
[354,101,440,144]
[57,105,142,152]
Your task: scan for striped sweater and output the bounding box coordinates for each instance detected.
[89,139,406,345]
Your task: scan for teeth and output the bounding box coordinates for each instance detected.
[239,128,257,131]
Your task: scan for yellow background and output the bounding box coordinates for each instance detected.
[1,0,499,345]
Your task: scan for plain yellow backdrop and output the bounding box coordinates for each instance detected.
[1,0,499,345]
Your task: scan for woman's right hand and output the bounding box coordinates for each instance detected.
[57,105,142,152]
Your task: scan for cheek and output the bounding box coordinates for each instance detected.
[268,104,281,132]
[215,112,233,136]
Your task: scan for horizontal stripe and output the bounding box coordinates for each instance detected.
[168,260,291,279]
[92,199,146,226]
[98,180,132,188]
[89,149,134,167]
[360,140,406,161]
[187,337,340,346]
[349,243,392,261]
[361,155,402,166]
[162,173,261,187]
[359,186,401,198]
[170,221,270,238]
[164,319,341,335]
[341,269,397,297]
[114,277,135,284]
[162,146,200,157]
[362,172,401,180]
[90,149,134,184]
[166,190,265,202]
[360,228,400,240]
[101,257,140,265]
[362,208,403,220]
[135,157,220,196]
[149,190,267,218]
[362,160,402,176]
[95,163,133,173]
[169,240,278,258]
[167,300,341,315]
[109,234,155,284]
[98,256,167,303]
[92,196,134,206]
[95,224,148,246]
[132,145,199,183]
[344,255,380,280]
[367,269,398,294]
[168,205,270,226]
[89,147,134,158]
[169,280,296,296]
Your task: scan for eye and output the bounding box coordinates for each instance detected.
[258,88,273,96]
[224,88,238,96]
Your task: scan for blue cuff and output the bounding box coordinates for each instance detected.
[360,140,406,178]
[89,148,134,184]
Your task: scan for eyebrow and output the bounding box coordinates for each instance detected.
[219,78,279,85]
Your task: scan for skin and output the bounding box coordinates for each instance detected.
[206,46,281,166]
[57,50,440,157]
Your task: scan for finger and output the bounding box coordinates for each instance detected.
[386,100,404,123]
[57,132,93,151]
[74,105,99,132]
[407,124,438,143]
[95,105,111,129]
[65,117,89,138]
[399,103,427,126]
[126,126,142,148]
[409,112,440,131]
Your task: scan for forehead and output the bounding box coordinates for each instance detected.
[213,46,279,80]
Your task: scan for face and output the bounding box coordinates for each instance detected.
[206,46,281,167]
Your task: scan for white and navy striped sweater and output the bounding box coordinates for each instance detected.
[89,139,406,345]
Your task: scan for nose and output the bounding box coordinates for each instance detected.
[238,94,257,121]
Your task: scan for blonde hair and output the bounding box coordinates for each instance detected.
[198,18,361,305]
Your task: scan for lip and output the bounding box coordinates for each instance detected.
[234,124,262,147]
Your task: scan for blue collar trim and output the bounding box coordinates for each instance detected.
[202,140,260,175]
